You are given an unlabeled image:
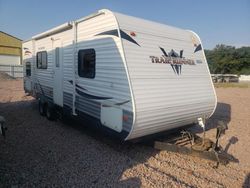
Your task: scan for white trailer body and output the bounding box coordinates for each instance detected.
[23,9,217,140]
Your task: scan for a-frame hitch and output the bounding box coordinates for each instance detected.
[154,121,235,168]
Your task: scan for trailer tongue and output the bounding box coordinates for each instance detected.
[154,121,238,167]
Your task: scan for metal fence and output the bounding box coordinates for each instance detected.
[239,75,250,82]
[0,64,23,78]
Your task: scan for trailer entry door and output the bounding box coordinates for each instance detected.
[52,39,63,106]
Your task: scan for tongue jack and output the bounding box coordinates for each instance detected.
[198,117,206,145]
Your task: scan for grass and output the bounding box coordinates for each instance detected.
[214,82,250,88]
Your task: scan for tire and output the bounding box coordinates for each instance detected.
[45,104,55,121]
[39,100,45,116]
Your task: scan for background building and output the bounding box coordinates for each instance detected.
[0,31,22,65]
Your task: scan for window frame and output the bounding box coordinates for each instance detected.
[78,49,96,79]
[36,51,48,69]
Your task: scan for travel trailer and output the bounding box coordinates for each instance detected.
[23,9,217,140]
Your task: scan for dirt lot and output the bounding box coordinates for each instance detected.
[0,78,250,187]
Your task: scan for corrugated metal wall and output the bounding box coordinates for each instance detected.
[0,31,22,64]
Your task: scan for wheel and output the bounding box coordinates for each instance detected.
[45,104,55,121]
[39,100,45,116]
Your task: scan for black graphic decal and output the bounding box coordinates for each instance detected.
[95,29,119,37]
[36,79,45,96]
[119,30,140,46]
[68,80,112,100]
[159,47,183,75]
[194,44,202,53]
[115,100,130,106]
[76,88,113,100]
[76,84,87,91]
[159,47,176,74]
[68,80,131,104]
[95,29,140,46]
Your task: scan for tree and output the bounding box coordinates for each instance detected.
[205,44,250,75]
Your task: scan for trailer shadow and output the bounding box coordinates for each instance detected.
[1,97,242,187]
[188,102,231,133]
[184,102,239,164]
[60,109,199,187]
[206,102,231,130]
[0,99,199,187]
[0,100,142,187]
[243,173,250,188]
[1,96,245,187]
[186,102,232,138]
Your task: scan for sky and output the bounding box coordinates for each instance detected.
[0,0,249,49]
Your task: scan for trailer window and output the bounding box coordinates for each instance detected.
[55,47,60,67]
[37,51,47,69]
[26,62,31,76]
[78,49,96,78]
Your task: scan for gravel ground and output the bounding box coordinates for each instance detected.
[0,78,250,187]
